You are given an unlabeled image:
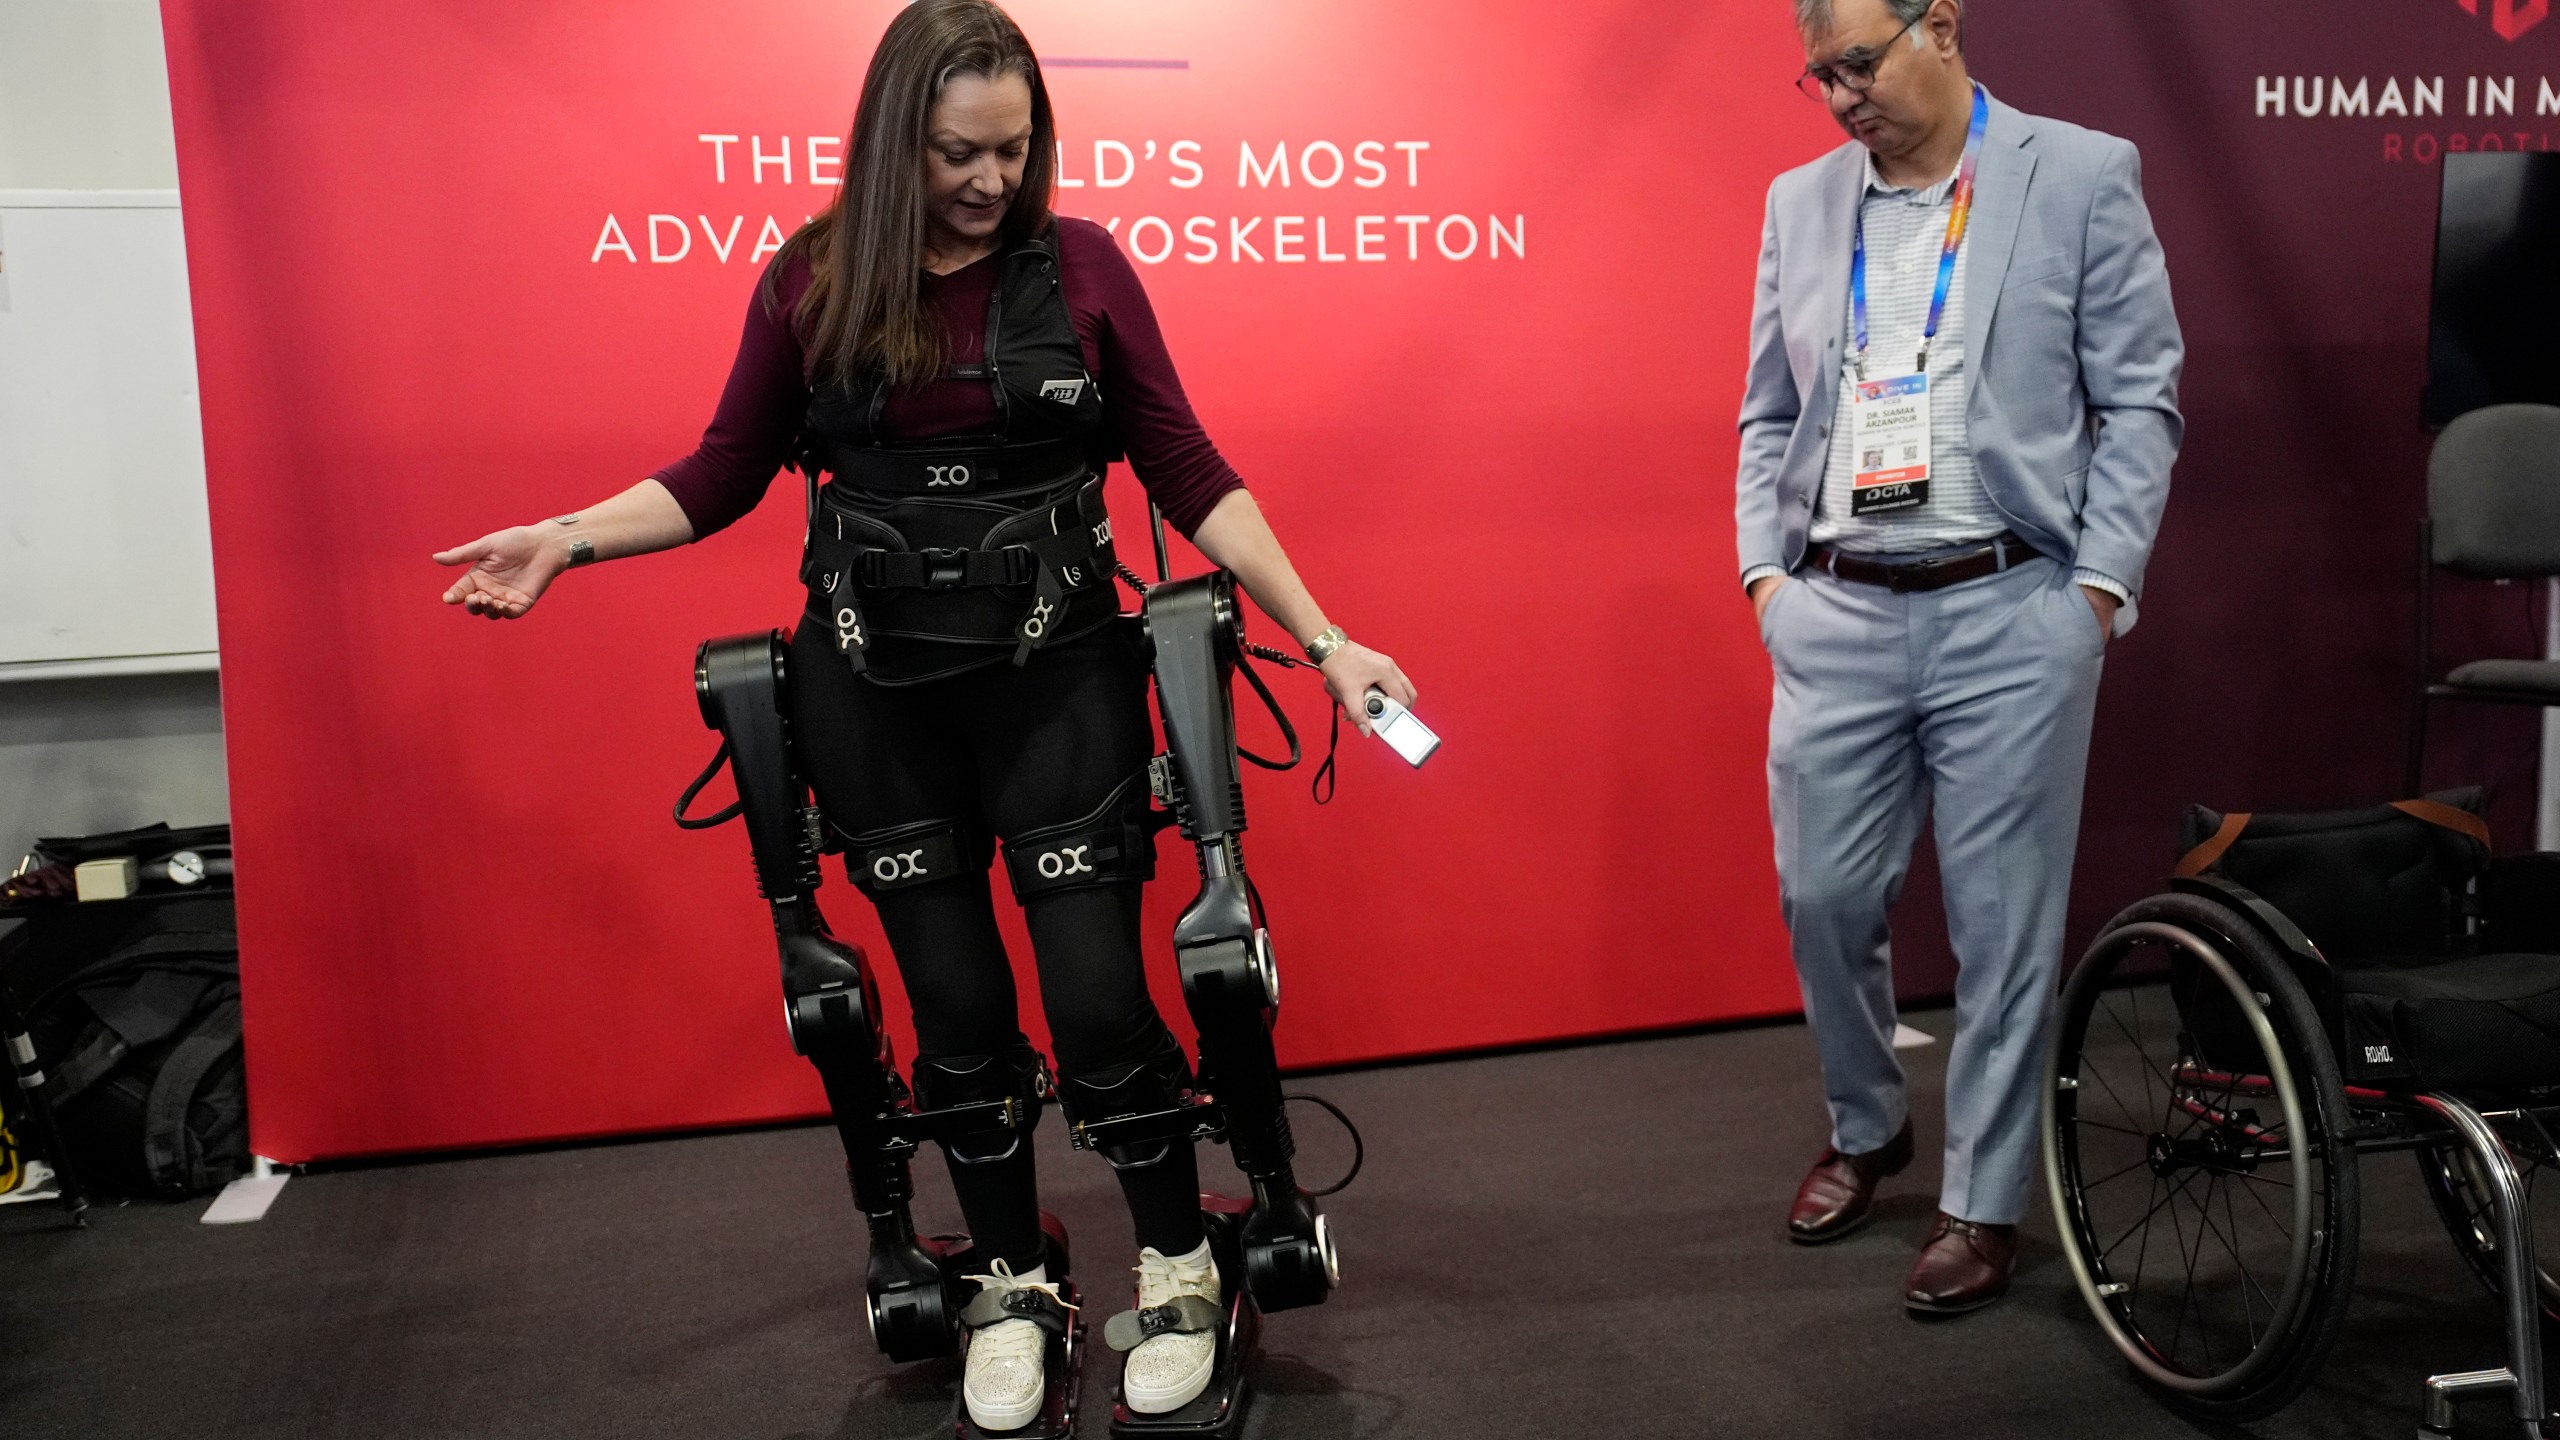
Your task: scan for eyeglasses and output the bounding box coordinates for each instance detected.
[1794,10,1923,102]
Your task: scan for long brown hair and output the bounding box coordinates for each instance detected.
[771,0,1057,393]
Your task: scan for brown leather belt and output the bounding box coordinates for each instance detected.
[1803,532,2043,594]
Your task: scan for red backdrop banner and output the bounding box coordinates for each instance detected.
[160,0,1830,1161]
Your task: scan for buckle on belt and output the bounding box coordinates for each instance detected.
[919,548,969,591]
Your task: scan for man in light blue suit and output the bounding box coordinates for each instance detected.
[1735,0,2181,1313]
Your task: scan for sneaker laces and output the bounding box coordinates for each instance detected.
[1134,1247,1219,1310]
[964,1259,1078,1368]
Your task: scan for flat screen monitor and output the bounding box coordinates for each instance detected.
[2426,151,2560,430]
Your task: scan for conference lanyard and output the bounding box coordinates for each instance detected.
[1850,83,1989,382]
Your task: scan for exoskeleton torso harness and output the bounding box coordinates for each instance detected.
[798,226,1122,684]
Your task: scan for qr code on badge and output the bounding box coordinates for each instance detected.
[1861,448,1884,469]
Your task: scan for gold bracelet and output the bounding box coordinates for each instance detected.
[1303,624,1348,665]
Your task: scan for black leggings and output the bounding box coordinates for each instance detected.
[789,619,1204,1272]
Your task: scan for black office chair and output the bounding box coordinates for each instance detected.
[2408,402,2560,794]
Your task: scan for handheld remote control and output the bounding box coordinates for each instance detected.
[1362,688,1440,768]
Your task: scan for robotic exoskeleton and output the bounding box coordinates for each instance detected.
[685,562,1339,1436]
[690,635,1071,1372]
[1090,571,1339,1315]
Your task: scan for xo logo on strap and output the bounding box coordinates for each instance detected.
[872,849,929,884]
[835,606,866,652]
[1023,595,1056,641]
[1036,845,1095,880]
[925,464,971,488]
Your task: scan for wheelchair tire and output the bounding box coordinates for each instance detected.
[2042,892,2360,1422]
[2417,1128,2560,1322]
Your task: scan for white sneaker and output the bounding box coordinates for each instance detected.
[1119,1241,1221,1414]
[960,1260,1070,1433]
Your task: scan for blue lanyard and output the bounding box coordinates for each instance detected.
[1851,84,1989,381]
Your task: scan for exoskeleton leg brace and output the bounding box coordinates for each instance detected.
[1066,576,1340,1314]
[690,632,1055,1362]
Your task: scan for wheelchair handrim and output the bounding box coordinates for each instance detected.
[2042,919,2320,1397]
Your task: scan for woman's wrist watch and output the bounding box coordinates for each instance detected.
[1303,624,1349,665]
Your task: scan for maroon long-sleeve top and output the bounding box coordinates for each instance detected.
[651,216,1244,540]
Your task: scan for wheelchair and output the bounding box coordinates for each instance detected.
[2041,787,2560,1439]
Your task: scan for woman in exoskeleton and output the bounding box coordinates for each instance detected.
[432,1,1412,1429]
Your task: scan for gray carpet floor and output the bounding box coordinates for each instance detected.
[0,1007,2531,1439]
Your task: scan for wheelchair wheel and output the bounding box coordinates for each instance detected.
[2418,1118,2560,1321]
[2042,893,2360,1422]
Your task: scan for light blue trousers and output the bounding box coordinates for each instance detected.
[1761,554,2106,1225]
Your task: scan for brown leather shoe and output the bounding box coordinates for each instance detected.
[1905,1212,2019,1314]
[1785,1118,1914,1244]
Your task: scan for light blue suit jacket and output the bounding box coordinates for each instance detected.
[1734,92,2184,630]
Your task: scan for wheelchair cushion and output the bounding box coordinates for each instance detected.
[2339,952,2560,1090]
[2178,788,2487,967]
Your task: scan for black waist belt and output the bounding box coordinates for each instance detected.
[1803,532,2043,593]
[860,546,1036,591]
[805,482,1117,677]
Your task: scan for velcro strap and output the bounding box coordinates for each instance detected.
[1013,560,1068,665]
[811,567,870,673]
[1026,530,1105,593]
[1103,1296,1222,1352]
[1002,772,1158,900]
[960,1285,1072,1337]
[845,821,977,896]
[1004,823,1153,899]
[1010,520,1113,665]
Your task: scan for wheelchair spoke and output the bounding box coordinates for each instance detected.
[2236,1164,2293,1239]
[2109,989,2165,1122]
[2129,983,2170,1122]
[2080,1152,2157,1193]
[2222,1177,2262,1347]
[2103,1163,2209,1261]
[2165,1167,2203,1364]
[2203,1172,2278,1344]
[2081,1054,2154,1137]
[2129,1169,2158,1313]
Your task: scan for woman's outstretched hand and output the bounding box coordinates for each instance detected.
[434,525,570,620]
[1317,642,1415,736]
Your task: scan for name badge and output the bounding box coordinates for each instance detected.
[1849,370,1931,515]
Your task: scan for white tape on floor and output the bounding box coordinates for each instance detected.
[201,1172,289,1225]
[1891,1023,1936,1050]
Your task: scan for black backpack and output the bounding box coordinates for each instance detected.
[7,895,249,1198]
